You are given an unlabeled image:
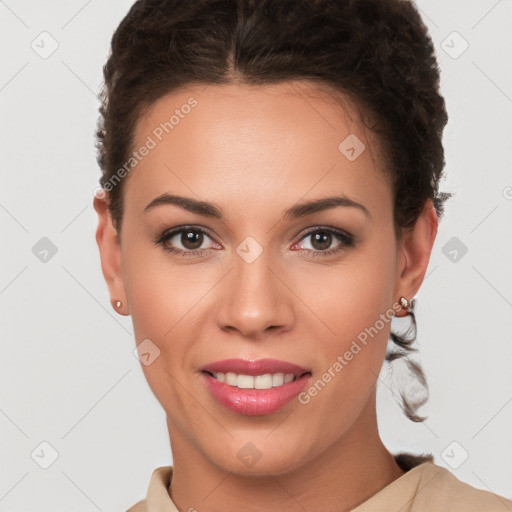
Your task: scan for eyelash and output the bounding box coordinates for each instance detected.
[154,225,356,258]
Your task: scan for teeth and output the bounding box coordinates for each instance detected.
[211,372,300,389]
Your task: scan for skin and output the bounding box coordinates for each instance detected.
[94,81,438,512]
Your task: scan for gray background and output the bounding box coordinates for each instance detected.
[1,0,511,510]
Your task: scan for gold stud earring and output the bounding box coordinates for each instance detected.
[399,296,410,310]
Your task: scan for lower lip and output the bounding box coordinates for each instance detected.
[201,372,312,416]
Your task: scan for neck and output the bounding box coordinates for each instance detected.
[166,392,405,512]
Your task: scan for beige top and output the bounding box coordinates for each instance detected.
[126,460,512,512]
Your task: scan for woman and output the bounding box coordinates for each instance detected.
[93,0,512,510]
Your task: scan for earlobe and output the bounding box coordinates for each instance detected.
[93,193,129,315]
[396,199,439,306]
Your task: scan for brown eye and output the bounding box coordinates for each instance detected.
[310,231,333,251]
[294,227,356,257]
[180,230,204,250]
[156,226,218,256]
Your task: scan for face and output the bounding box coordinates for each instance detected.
[95,81,437,476]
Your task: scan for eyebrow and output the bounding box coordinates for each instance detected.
[144,193,371,220]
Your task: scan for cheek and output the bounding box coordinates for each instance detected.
[306,238,395,336]
[307,231,397,383]
[121,231,187,337]
[122,243,199,408]
[297,257,397,439]
[121,234,213,373]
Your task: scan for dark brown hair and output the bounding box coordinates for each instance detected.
[95,0,451,433]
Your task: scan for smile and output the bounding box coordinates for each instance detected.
[204,371,310,389]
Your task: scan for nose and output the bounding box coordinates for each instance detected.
[215,249,295,340]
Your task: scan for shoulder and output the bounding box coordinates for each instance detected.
[124,466,174,512]
[125,499,147,512]
[352,462,512,512]
[411,463,512,511]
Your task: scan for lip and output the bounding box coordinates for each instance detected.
[201,371,312,416]
[200,358,310,376]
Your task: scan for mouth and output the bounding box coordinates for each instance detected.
[200,368,313,415]
[201,370,312,390]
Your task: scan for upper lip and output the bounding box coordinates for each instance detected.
[200,358,311,376]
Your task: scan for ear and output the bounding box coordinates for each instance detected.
[93,192,129,315]
[394,199,438,317]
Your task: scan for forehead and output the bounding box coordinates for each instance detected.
[125,81,391,217]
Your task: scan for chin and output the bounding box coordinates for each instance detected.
[205,438,311,477]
